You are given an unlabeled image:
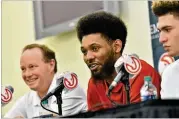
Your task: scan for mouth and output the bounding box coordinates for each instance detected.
[26,78,37,85]
[88,63,100,71]
[163,46,170,51]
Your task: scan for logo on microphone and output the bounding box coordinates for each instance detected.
[158,52,175,75]
[63,72,78,90]
[124,55,142,76]
[1,87,13,104]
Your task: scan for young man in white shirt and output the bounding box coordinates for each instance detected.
[4,43,87,118]
[152,1,179,99]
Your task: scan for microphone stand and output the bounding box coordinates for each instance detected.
[54,91,63,115]
[54,81,64,115]
[41,80,65,116]
[107,66,131,105]
[120,71,130,105]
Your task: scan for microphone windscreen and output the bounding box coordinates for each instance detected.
[130,53,139,58]
[7,85,14,93]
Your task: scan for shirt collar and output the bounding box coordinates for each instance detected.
[91,77,123,93]
[32,91,41,106]
[104,80,123,93]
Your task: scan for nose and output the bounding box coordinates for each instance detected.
[23,69,32,78]
[159,33,168,44]
[85,51,95,62]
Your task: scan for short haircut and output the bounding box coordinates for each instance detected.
[22,43,57,73]
[152,1,179,18]
[76,11,127,54]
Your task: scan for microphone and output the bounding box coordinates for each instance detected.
[41,71,78,102]
[41,77,64,102]
[1,85,14,107]
[41,72,81,116]
[107,54,142,96]
[108,70,125,94]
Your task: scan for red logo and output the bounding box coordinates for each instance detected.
[160,53,175,65]
[124,56,142,75]
[1,88,12,103]
[158,52,175,75]
[63,73,78,90]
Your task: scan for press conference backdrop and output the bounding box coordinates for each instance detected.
[148,1,179,72]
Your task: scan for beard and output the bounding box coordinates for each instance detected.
[91,50,116,80]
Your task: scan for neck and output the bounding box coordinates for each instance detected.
[37,73,55,99]
[106,71,117,85]
[106,55,120,85]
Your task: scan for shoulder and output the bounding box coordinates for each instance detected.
[138,59,161,83]
[88,77,94,84]
[140,59,156,71]
[162,60,179,79]
[139,59,160,76]
[164,59,179,72]
[87,78,98,93]
[140,59,160,75]
[15,91,36,105]
[161,60,179,98]
[88,78,95,88]
[3,91,34,118]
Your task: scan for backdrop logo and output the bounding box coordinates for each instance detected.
[1,87,12,103]
[124,56,142,75]
[63,73,78,90]
[158,52,175,75]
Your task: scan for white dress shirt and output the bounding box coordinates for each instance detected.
[4,72,87,118]
[161,59,179,99]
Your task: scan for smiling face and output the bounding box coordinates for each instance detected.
[81,33,121,79]
[20,48,54,92]
[157,13,179,56]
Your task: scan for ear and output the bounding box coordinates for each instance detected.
[48,59,56,73]
[112,39,122,54]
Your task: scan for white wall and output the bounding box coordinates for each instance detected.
[120,1,153,66]
[2,1,153,117]
[2,1,35,116]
